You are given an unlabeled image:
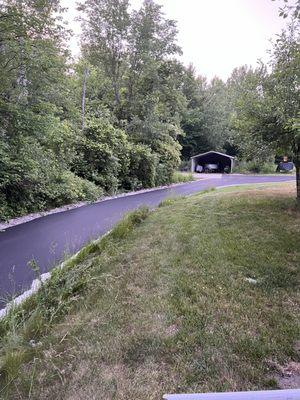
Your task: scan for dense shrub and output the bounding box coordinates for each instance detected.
[0,116,182,221]
[42,170,102,206]
[233,160,276,174]
[123,144,157,190]
[75,120,179,194]
[74,119,130,194]
[0,135,101,221]
[154,138,181,186]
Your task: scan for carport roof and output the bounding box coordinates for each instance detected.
[191,151,235,159]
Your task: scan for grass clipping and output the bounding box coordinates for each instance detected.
[0,184,300,399]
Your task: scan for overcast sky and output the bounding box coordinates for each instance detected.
[61,0,289,81]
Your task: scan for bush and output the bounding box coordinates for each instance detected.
[233,160,276,174]
[0,135,102,221]
[74,119,130,194]
[153,137,181,186]
[122,144,157,190]
[0,113,183,221]
[179,159,191,172]
[44,170,102,206]
[155,163,173,186]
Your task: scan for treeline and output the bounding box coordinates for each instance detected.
[0,0,299,221]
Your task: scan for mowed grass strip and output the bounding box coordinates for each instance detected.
[1,183,300,399]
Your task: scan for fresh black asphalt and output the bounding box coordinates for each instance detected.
[0,174,294,306]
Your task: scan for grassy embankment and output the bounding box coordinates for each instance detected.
[171,171,194,183]
[0,182,299,399]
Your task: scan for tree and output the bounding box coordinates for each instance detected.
[78,0,130,109]
[180,66,233,159]
[266,23,300,201]
[77,0,185,185]
[202,77,233,153]
[227,65,275,162]
[228,22,300,202]
[126,0,181,107]
[0,0,101,220]
[272,0,300,19]
[179,65,208,158]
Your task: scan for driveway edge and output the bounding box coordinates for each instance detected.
[0,179,200,231]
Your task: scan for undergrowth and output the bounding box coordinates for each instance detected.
[171,171,194,184]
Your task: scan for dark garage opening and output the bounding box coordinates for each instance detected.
[191,151,235,173]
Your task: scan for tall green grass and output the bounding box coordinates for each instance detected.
[0,207,150,397]
[171,171,194,183]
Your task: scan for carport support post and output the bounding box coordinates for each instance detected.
[295,159,300,206]
[191,158,195,173]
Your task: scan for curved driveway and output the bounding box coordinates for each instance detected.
[0,174,294,306]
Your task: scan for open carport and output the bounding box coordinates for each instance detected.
[191,151,235,173]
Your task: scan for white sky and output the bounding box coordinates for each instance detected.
[61,0,289,81]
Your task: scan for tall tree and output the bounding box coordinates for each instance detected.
[180,66,234,159]
[266,23,300,201]
[227,65,274,162]
[0,0,101,220]
[77,0,185,184]
[179,65,208,158]
[229,22,300,202]
[126,0,181,106]
[78,0,130,109]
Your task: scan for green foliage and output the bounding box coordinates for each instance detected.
[225,66,271,162]
[79,0,184,188]
[154,136,182,185]
[0,0,188,221]
[179,66,233,159]
[75,120,166,193]
[228,22,300,198]
[0,119,101,219]
[0,0,99,220]
[1,0,299,221]
[74,119,131,194]
[171,171,194,183]
[44,171,102,205]
[179,159,191,172]
[273,0,300,20]
[233,160,277,174]
[123,144,157,190]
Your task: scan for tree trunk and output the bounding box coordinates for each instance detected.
[294,150,300,206]
[17,37,28,103]
[112,80,120,105]
[296,162,300,206]
[81,67,89,131]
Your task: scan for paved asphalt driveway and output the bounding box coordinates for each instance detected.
[0,174,294,306]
